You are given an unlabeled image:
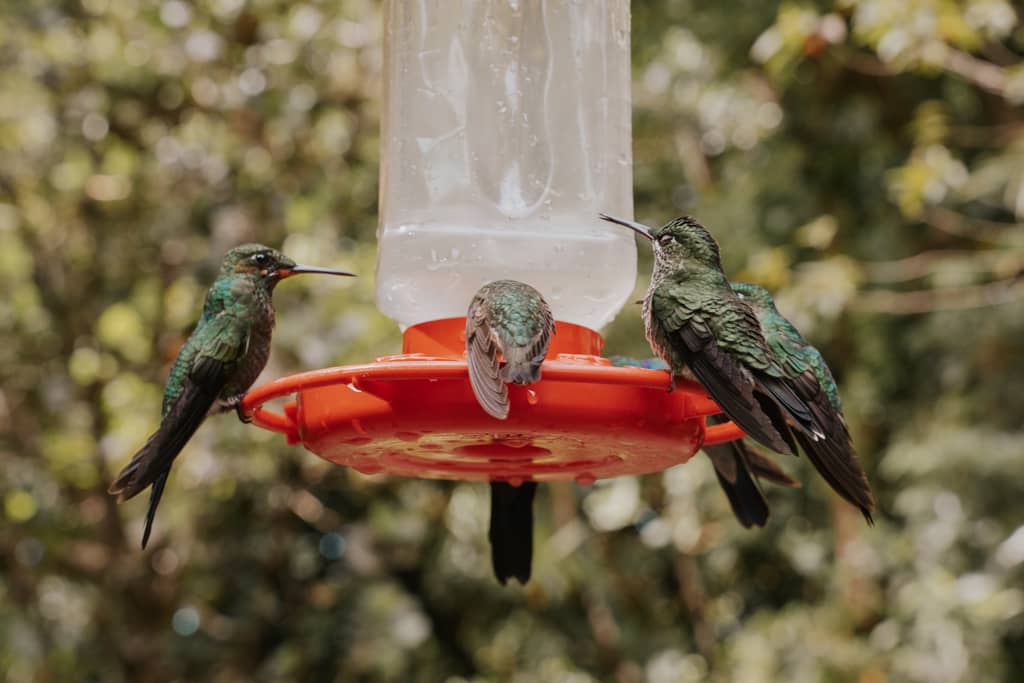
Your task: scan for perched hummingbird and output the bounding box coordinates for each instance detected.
[608,355,799,527]
[599,213,825,457]
[465,279,554,584]
[108,244,355,548]
[731,282,875,522]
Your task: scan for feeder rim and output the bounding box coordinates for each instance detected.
[240,358,747,447]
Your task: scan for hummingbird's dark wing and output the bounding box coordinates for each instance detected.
[792,429,875,523]
[109,313,250,547]
[752,373,825,441]
[655,280,827,450]
[653,285,792,453]
[466,294,510,419]
[758,321,875,522]
[489,481,537,584]
[108,355,225,503]
[671,321,791,454]
[739,442,801,488]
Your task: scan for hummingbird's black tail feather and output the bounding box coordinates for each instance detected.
[141,472,168,549]
[704,442,770,528]
[110,360,226,547]
[793,430,875,524]
[743,446,801,488]
[704,415,771,527]
[489,481,537,585]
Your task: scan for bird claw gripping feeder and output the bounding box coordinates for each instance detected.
[240,0,745,483]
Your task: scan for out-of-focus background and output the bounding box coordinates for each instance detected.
[2,1,1024,681]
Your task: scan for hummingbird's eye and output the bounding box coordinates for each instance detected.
[658,234,674,246]
[251,253,270,266]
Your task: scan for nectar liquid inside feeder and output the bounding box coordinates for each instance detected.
[241,0,746,482]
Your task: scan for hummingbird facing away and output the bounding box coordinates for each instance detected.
[599,213,826,456]
[608,355,799,527]
[731,282,875,522]
[108,244,355,548]
[466,279,555,584]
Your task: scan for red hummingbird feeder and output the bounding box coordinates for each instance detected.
[240,0,744,482]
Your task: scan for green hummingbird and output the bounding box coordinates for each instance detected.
[108,244,355,548]
[608,355,799,527]
[731,282,875,522]
[599,213,826,456]
[466,279,554,584]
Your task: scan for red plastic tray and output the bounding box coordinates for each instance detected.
[240,318,744,483]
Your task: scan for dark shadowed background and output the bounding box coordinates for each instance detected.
[2,1,1024,681]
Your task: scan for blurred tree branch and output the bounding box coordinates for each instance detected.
[925,207,1024,246]
[853,277,1024,314]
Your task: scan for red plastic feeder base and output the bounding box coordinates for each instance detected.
[240,318,745,483]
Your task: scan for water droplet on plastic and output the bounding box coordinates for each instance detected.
[576,473,596,487]
[354,461,382,475]
[526,389,539,405]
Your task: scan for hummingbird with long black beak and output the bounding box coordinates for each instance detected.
[609,355,799,527]
[731,282,875,522]
[108,244,355,548]
[599,213,826,457]
[466,279,554,584]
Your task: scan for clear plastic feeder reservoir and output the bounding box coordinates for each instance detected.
[376,0,636,331]
[241,1,747,487]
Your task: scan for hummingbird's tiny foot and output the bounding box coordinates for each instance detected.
[235,403,253,424]
[666,374,676,393]
[223,396,251,423]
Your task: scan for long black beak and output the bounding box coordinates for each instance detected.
[279,265,357,279]
[599,213,654,241]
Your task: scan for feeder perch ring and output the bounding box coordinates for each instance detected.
[240,318,746,483]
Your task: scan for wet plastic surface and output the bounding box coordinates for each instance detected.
[241,318,745,483]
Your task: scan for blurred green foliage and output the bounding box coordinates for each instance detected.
[2,1,1024,681]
